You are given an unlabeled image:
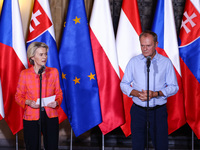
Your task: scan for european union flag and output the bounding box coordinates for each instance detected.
[59,0,102,136]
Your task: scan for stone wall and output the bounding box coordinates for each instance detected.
[112,0,186,34]
[49,0,186,46]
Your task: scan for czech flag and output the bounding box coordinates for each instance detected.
[152,0,186,134]
[0,0,28,134]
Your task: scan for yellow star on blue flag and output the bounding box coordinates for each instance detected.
[73,76,80,84]
[73,16,81,24]
[62,72,66,79]
[88,73,95,80]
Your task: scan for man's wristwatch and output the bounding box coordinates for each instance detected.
[157,91,160,97]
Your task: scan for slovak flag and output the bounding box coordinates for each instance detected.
[26,0,67,123]
[0,0,28,134]
[89,0,125,134]
[116,0,142,137]
[152,0,186,134]
[179,0,200,139]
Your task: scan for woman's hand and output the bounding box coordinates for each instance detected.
[25,100,40,108]
[47,101,58,108]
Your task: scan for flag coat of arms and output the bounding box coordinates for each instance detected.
[152,0,186,134]
[0,0,28,134]
[59,0,102,137]
[179,0,200,138]
[26,0,67,123]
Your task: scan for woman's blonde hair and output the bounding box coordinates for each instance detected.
[27,42,49,65]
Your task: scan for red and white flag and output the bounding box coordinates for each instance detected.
[0,0,28,134]
[116,0,142,137]
[90,0,125,134]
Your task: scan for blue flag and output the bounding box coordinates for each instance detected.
[59,0,102,136]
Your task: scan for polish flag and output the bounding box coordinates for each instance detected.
[90,0,125,134]
[0,0,28,134]
[116,0,142,137]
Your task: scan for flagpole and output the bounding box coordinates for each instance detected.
[146,57,151,150]
[38,70,44,150]
[70,128,73,150]
[102,133,104,150]
[16,133,18,150]
[192,131,194,150]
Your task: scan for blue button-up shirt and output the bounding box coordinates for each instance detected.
[120,52,179,107]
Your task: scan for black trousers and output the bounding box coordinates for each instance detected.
[130,104,168,150]
[23,110,59,150]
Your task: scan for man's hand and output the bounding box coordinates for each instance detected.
[130,89,159,101]
[138,90,158,101]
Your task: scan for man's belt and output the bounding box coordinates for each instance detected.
[134,103,166,110]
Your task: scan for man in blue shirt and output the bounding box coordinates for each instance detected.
[120,31,179,150]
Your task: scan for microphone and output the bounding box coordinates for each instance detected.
[38,65,46,74]
[146,56,151,68]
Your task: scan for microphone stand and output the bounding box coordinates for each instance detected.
[146,64,150,150]
[39,72,42,150]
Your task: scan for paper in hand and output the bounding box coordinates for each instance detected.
[36,95,56,107]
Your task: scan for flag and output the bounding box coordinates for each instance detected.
[26,0,67,123]
[59,0,102,137]
[116,0,142,137]
[179,0,200,138]
[89,0,125,135]
[0,78,4,120]
[152,0,186,134]
[0,0,28,134]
